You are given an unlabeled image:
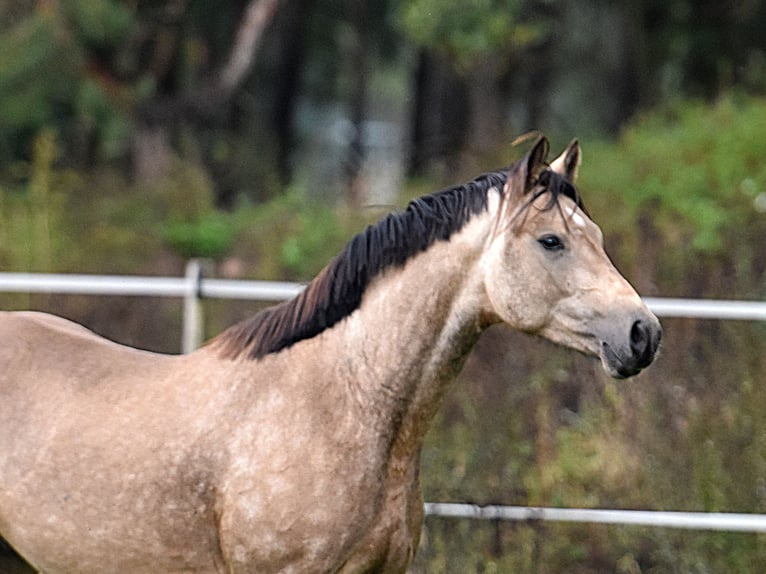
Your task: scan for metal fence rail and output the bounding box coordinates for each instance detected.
[424,503,766,533]
[0,270,304,300]
[2,264,766,534]
[643,296,766,321]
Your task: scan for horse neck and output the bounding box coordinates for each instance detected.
[337,210,494,461]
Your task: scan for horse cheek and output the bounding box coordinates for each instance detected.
[483,253,547,333]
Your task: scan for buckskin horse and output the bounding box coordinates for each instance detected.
[0,137,661,573]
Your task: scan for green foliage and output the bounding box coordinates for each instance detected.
[235,188,362,280]
[162,213,238,260]
[583,96,766,252]
[577,95,766,300]
[152,159,240,261]
[0,12,81,149]
[278,209,348,278]
[395,0,544,70]
[75,78,132,160]
[0,129,73,273]
[0,2,137,165]
[64,0,134,48]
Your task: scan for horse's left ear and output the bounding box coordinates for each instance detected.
[550,138,581,182]
[525,136,549,190]
[504,135,549,198]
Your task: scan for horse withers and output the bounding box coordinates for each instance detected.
[0,137,661,573]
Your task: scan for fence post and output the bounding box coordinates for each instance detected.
[182,259,204,353]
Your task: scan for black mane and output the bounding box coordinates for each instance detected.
[211,164,583,360]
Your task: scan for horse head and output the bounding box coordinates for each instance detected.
[482,137,662,378]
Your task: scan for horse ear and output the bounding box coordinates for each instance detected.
[525,136,549,190]
[550,138,581,182]
[503,135,549,198]
[522,136,550,193]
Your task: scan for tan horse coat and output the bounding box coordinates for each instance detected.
[0,138,661,573]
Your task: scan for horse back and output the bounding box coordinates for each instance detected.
[0,311,177,440]
[0,310,173,384]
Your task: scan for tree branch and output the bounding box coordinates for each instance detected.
[138,0,282,125]
[218,0,282,96]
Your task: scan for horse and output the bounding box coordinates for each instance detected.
[0,136,661,573]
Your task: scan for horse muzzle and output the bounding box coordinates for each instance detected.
[599,312,662,379]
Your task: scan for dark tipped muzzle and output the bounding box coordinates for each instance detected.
[617,317,662,378]
[632,319,660,363]
[599,312,662,379]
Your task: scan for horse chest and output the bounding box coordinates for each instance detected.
[218,475,422,573]
[337,471,425,573]
[217,418,422,572]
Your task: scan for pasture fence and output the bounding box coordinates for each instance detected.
[2,260,766,534]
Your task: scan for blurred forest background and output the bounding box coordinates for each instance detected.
[1,0,766,571]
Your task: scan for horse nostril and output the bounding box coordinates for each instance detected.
[606,318,661,378]
[630,318,661,368]
[630,319,649,353]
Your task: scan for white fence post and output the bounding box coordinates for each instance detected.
[182,259,204,354]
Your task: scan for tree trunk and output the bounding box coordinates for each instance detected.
[270,0,315,183]
[345,0,371,208]
[462,56,507,173]
[132,125,172,185]
[408,50,468,177]
[218,0,282,96]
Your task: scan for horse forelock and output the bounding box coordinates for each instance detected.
[210,169,509,360]
[533,169,588,216]
[500,165,589,237]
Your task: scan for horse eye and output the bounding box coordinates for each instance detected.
[538,234,564,251]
